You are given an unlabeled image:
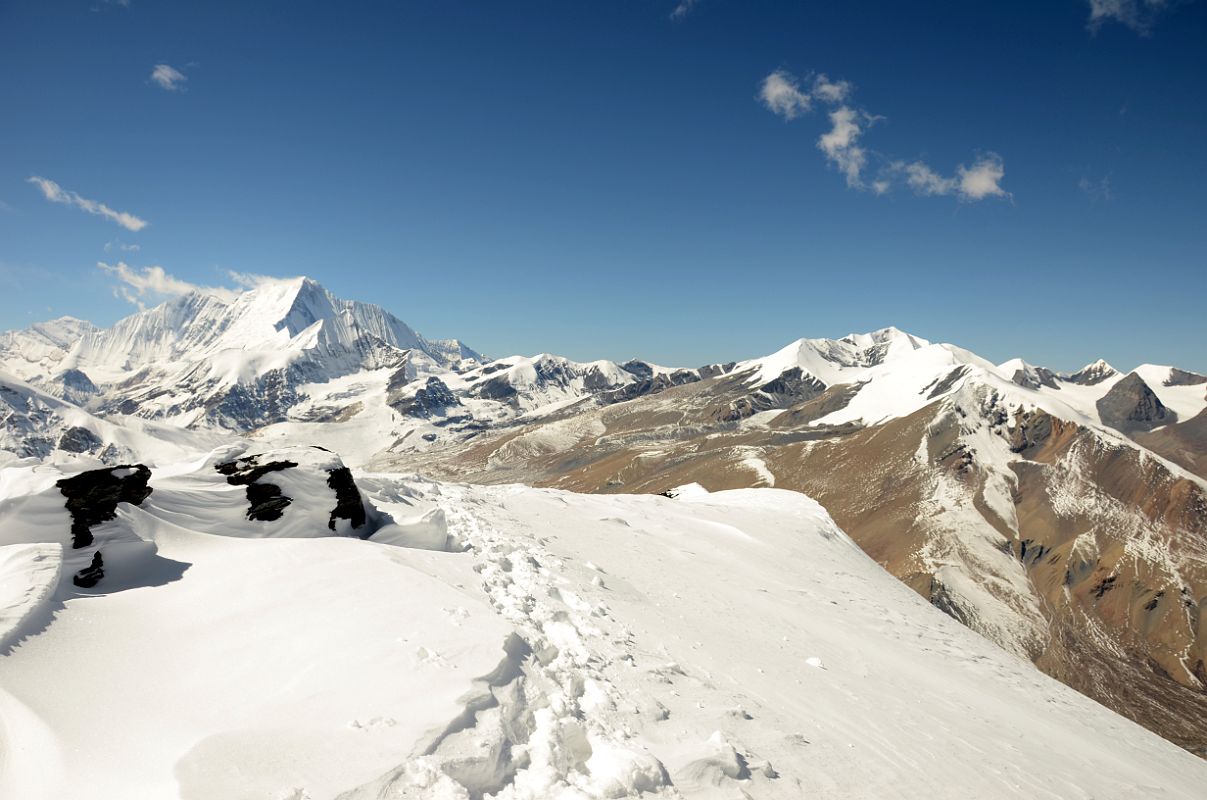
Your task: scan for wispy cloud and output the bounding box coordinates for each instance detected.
[670,0,699,21]
[104,239,141,253]
[758,69,1009,202]
[818,107,869,188]
[150,63,187,91]
[1087,0,1173,33]
[228,271,281,291]
[98,262,281,309]
[28,176,149,231]
[1079,175,1114,202]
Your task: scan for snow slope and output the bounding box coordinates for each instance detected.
[1,449,1203,799]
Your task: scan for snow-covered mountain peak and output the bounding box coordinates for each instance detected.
[0,276,484,430]
[840,325,929,351]
[740,327,934,387]
[1063,358,1119,386]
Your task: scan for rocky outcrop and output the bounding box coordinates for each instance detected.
[712,368,826,422]
[1166,368,1207,387]
[73,552,104,588]
[1097,372,1177,433]
[57,426,104,454]
[326,467,367,530]
[1010,366,1060,390]
[215,455,299,522]
[56,465,153,548]
[391,377,461,419]
[601,369,701,405]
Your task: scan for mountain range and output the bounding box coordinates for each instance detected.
[2,276,1206,795]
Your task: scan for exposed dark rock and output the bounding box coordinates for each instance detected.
[1097,373,1176,433]
[387,364,414,394]
[1010,366,1060,390]
[1064,360,1117,386]
[600,369,701,405]
[215,455,299,484]
[929,577,973,627]
[244,482,291,521]
[1008,408,1054,453]
[621,360,655,379]
[54,368,100,404]
[391,376,461,418]
[478,361,513,376]
[1091,574,1118,599]
[760,367,826,399]
[712,368,827,422]
[56,465,153,549]
[472,374,519,401]
[73,552,104,588]
[205,369,302,429]
[1017,538,1050,566]
[215,455,299,522]
[1165,368,1207,387]
[57,426,103,454]
[697,362,736,380]
[922,367,969,399]
[326,467,367,530]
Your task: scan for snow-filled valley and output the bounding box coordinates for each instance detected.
[2,447,1206,799]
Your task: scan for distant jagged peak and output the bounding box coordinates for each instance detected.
[1063,359,1119,386]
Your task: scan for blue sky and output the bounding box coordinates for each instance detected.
[2,1,1205,371]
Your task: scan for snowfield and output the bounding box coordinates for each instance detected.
[1,450,1205,799]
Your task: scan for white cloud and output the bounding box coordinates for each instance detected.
[1087,0,1171,33]
[957,155,1008,200]
[104,239,141,253]
[812,74,852,104]
[899,160,956,196]
[818,107,868,188]
[758,68,1008,202]
[98,263,285,309]
[670,0,699,21]
[891,154,1009,201]
[759,70,812,120]
[98,262,241,309]
[28,176,148,231]
[150,63,187,91]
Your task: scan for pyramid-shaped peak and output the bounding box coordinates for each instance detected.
[1064,359,1118,386]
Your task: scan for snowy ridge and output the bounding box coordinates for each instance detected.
[0,452,1204,798]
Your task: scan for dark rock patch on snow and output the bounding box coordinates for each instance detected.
[391,376,462,419]
[215,455,299,522]
[326,467,367,530]
[56,464,153,548]
[923,366,969,400]
[57,426,104,454]
[73,552,105,588]
[1166,368,1207,387]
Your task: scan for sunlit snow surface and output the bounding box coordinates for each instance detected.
[1,451,1205,799]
